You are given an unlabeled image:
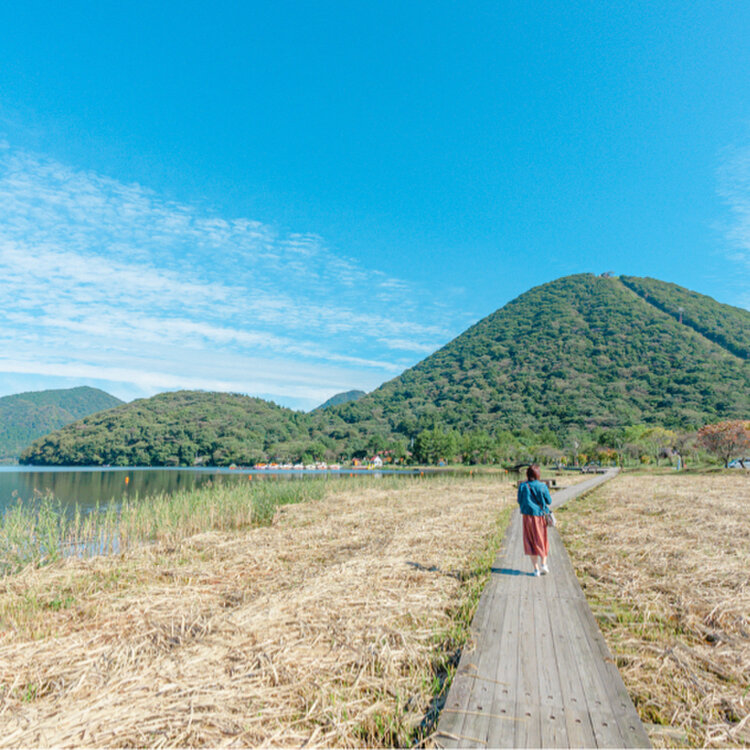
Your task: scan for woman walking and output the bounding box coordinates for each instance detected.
[517,464,552,576]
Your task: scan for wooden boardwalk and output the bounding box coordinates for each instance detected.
[436,470,651,748]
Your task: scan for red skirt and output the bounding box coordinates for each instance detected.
[522,514,549,557]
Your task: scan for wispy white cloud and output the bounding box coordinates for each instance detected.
[0,355,355,404]
[379,338,440,354]
[717,145,750,308]
[0,144,465,407]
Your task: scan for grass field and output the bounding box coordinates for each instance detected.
[558,472,750,748]
[0,475,515,747]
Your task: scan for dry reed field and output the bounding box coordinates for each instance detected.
[0,475,515,747]
[558,472,750,748]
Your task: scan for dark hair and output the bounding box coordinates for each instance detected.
[526,464,541,481]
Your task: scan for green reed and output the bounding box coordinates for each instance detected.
[0,478,331,575]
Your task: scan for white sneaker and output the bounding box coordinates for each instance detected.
[533,569,541,577]
[541,564,549,575]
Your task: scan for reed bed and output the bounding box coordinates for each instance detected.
[0,478,332,575]
[558,472,750,748]
[0,475,513,747]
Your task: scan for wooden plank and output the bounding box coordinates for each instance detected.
[541,533,566,601]
[463,599,516,746]
[545,593,598,747]
[437,578,505,745]
[465,520,528,745]
[570,597,651,747]
[485,578,524,748]
[533,589,569,748]
[453,589,516,747]
[511,590,542,749]
[436,468,652,748]
[562,595,627,748]
[437,509,518,746]
[467,513,528,748]
[550,521,628,747]
[549,531,586,601]
[547,533,634,747]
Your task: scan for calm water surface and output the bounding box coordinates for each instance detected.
[0,466,429,516]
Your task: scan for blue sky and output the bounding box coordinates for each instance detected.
[0,1,749,409]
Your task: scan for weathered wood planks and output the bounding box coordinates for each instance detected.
[435,470,651,748]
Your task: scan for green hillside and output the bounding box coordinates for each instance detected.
[325,274,749,437]
[19,274,750,466]
[620,275,750,360]
[0,386,122,461]
[19,390,321,466]
[314,390,366,411]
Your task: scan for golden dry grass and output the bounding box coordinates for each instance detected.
[0,476,514,747]
[559,472,750,748]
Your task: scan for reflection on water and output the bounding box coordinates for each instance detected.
[0,466,425,516]
[0,467,240,515]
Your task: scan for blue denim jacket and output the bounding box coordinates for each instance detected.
[517,479,552,516]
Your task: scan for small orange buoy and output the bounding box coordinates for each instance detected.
[125,476,130,484]
[248,474,252,480]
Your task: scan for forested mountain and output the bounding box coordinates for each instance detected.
[0,386,122,461]
[20,391,319,466]
[324,274,749,437]
[19,274,750,466]
[314,390,366,410]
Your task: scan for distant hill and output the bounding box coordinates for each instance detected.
[314,390,366,411]
[19,274,750,466]
[19,390,321,466]
[0,386,123,461]
[325,274,750,437]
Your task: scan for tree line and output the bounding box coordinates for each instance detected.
[396,421,750,468]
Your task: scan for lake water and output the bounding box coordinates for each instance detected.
[0,466,428,516]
